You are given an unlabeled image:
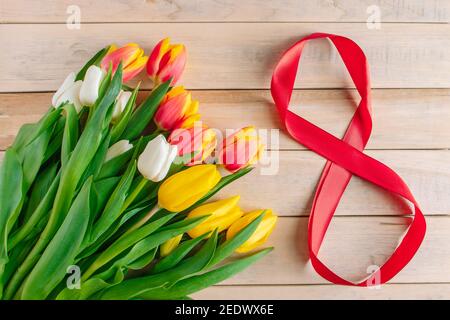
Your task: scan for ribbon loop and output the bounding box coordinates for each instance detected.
[271,33,426,286]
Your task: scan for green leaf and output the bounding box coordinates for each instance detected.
[21,178,93,300]
[92,176,121,215]
[60,103,79,169]
[21,124,54,193]
[8,170,61,250]
[75,46,109,81]
[127,247,158,270]
[208,212,264,267]
[56,277,110,300]
[88,161,136,246]
[152,233,210,274]
[135,248,273,300]
[83,215,208,280]
[42,117,65,163]
[99,230,218,300]
[0,148,23,297]
[81,176,121,250]
[96,146,134,180]
[121,81,171,141]
[1,238,33,290]
[21,160,58,223]
[110,85,140,144]
[75,202,154,261]
[78,132,111,184]
[12,108,61,156]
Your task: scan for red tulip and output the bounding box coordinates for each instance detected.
[146,38,187,86]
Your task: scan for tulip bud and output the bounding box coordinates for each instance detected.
[112,90,132,122]
[187,196,242,238]
[168,124,217,165]
[146,38,187,86]
[160,234,183,257]
[158,164,221,212]
[137,134,178,182]
[79,65,105,106]
[52,72,76,106]
[218,126,264,173]
[154,86,201,132]
[226,209,278,253]
[52,72,83,112]
[101,43,148,82]
[104,140,133,162]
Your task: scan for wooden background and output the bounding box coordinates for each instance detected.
[1,1,450,299]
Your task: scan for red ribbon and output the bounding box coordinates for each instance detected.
[270,33,426,286]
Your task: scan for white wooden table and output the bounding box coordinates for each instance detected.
[1,1,449,299]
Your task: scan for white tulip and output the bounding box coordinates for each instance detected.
[79,65,105,106]
[52,72,76,107]
[137,135,178,182]
[54,80,83,113]
[105,140,133,162]
[112,90,132,122]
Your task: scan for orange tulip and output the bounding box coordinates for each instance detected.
[146,38,187,86]
[101,43,148,82]
[168,125,217,165]
[217,126,264,173]
[154,86,200,132]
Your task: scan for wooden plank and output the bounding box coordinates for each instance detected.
[1,90,448,216]
[1,0,448,23]
[217,150,450,216]
[1,148,449,216]
[1,23,449,91]
[219,216,450,285]
[192,283,450,300]
[1,147,448,216]
[2,89,449,150]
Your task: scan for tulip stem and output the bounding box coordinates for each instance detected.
[122,177,148,211]
[123,205,160,237]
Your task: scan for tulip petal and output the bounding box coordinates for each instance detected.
[158,164,221,212]
[55,80,83,113]
[137,135,170,181]
[146,38,171,78]
[79,65,105,106]
[112,90,132,122]
[157,45,187,85]
[122,55,148,82]
[105,140,133,162]
[154,144,178,182]
[52,72,76,107]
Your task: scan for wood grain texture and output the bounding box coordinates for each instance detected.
[214,150,450,216]
[192,283,450,300]
[219,216,450,285]
[1,23,449,92]
[2,89,449,150]
[1,0,448,23]
[1,91,448,216]
[1,148,448,217]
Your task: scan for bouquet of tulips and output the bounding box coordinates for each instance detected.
[0,38,277,300]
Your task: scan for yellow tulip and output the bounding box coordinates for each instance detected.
[158,164,221,212]
[187,196,243,238]
[226,209,278,253]
[160,234,183,257]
